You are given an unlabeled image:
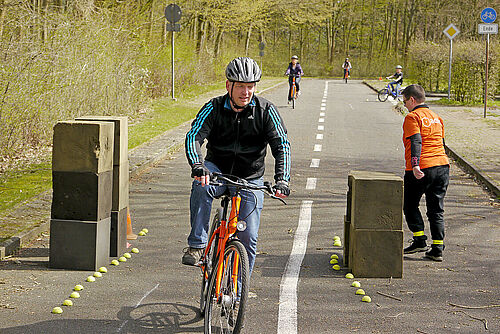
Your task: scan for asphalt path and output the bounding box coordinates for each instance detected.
[1,80,499,333]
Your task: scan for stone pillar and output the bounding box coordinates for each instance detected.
[50,121,114,270]
[344,171,404,278]
[76,116,129,257]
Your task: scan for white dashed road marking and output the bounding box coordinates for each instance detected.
[310,158,320,168]
[316,134,323,140]
[314,144,322,152]
[306,178,317,190]
[277,201,313,334]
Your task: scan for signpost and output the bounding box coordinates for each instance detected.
[443,23,460,100]
[165,4,182,100]
[479,7,497,118]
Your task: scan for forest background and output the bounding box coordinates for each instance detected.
[0,0,498,168]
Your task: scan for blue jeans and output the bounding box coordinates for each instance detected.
[188,161,264,276]
[389,82,401,95]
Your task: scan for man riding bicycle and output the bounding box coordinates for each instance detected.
[386,65,404,95]
[285,55,304,103]
[342,57,352,77]
[183,57,291,285]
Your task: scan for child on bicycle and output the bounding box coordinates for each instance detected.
[183,57,291,284]
[284,55,304,103]
[386,65,403,95]
[342,57,352,78]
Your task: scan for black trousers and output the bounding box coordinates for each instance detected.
[403,165,450,242]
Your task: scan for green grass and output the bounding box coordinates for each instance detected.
[0,162,52,218]
[431,98,500,108]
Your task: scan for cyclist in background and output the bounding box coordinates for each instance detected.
[285,55,304,103]
[183,57,291,286]
[386,65,404,95]
[342,57,352,78]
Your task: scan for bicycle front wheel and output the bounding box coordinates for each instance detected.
[378,88,389,102]
[200,208,223,315]
[205,240,249,334]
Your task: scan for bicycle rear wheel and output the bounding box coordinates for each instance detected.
[200,208,222,315]
[291,85,296,109]
[378,88,389,102]
[205,240,249,334]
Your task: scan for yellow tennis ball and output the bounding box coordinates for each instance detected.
[141,228,149,233]
[52,306,63,314]
[352,281,361,288]
[345,273,354,279]
[93,272,102,278]
[62,300,73,306]
[332,264,340,270]
[118,256,127,262]
[98,266,108,273]
[73,284,84,291]
[333,241,342,247]
[138,231,146,236]
[70,291,80,298]
[333,236,341,241]
[86,276,96,282]
[111,259,120,265]
[362,295,372,303]
[355,289,365,295]
[330,259,338,264]
[131,248,139,253]
[123,253,131,259]
[330,254,339,260]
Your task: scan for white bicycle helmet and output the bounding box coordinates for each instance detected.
[396,65,403,69]
[225,57,262,83]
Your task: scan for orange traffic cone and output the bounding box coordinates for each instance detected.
[378,76,383,81]
[126,207,138,240]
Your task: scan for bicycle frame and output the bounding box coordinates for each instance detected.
[201,190,242,301]
[290,76,296,100]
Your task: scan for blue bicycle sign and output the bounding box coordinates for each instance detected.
[481,8,497,24]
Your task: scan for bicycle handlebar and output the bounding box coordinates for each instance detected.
[211,172,287,205]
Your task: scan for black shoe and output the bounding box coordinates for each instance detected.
[425,246,443,262]
[182,247,204,266]
[404,238,428,254]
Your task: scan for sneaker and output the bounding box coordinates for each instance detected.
[425,246,443,262]
[182,247,204,266]
[404,238,428,254]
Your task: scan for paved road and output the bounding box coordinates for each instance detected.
[1,80,499,333]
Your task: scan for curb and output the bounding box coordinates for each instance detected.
[363,80,500,199]
[0,80,287,259]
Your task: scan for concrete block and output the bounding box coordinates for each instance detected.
[52,121,114,173]
[49,218,110,271]
[343,215,350,267]
[112,162,129,211]
[51,171,112,221]
[76,116,128,165]
[348,171,403,230]
[110,208,127,257]
[349,228,403,278]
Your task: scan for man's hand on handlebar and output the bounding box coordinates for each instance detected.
[191,163,211,186]
[273,180,290,199]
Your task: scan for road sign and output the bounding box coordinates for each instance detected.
[478,23,498,34]
[165,4,182,23]
[166,23,181,32]
[259,42,266,50]
[481,7,497,23]
[443,23,460,40]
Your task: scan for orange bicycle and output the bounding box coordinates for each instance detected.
[199,172,285,334]
[343,68,349,83]
[288,74,298,109]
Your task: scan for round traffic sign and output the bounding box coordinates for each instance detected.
[481,7,497,23]
[165,4,182,23]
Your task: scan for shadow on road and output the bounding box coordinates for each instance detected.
[1,302,203,334]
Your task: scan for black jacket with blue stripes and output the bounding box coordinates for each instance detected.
[185,94,291,183]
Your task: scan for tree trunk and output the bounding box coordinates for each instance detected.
[0,0,5,40]
[244,24,252,56]
[214,28,223,58]
[148,0,155,42]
